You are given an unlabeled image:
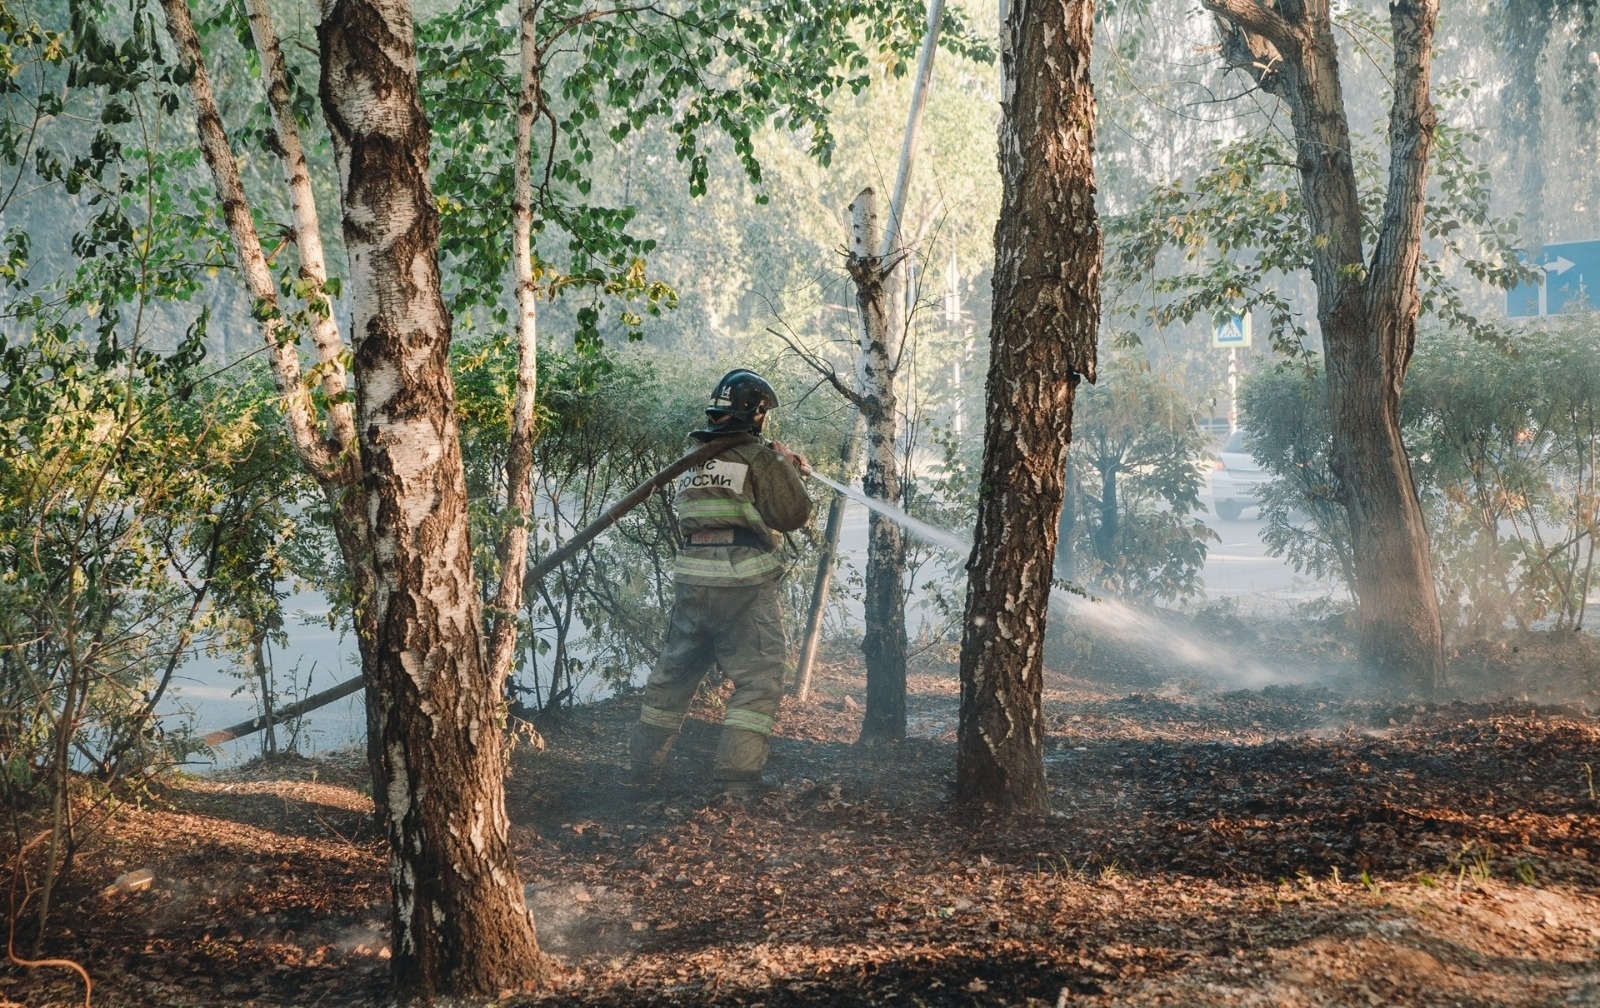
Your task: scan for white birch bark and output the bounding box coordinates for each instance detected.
[164,0,387,802]
[880,0,945,264]
[158,0,332,477]
[844,3,942,740]
[243,0,357,457]
[318,0,547,993]
[486,0,542,685]
[846,188,908,741]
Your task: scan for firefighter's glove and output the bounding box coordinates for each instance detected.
[768,440,810,474]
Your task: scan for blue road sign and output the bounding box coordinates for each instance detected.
[1506,239,1600,318]
[1506,257,1541,318]
[1212,313,1251,347]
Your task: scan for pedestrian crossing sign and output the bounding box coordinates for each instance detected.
[1212,313,1252,348]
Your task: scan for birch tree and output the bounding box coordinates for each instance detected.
[843,187,910,741]
[482,0,544,689]
[318,0,548,992]
[780,0,948,740]
[157,0,392,793]
[956,0,1100,814]
[162,0,548,992]
[1200,0,1445,691]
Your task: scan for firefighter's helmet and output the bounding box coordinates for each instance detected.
[705,369,778,429]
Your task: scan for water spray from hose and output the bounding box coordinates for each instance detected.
[804,470,972,554]
[804,470,1282,686]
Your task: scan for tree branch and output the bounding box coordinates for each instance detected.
[765,325,867,408]
[1365,0,1439,380]
[1200,0,1297,52]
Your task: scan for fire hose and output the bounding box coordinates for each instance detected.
[202,438,733,747]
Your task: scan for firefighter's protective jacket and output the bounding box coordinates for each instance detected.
[672,432,811,588]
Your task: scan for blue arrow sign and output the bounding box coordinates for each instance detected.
[1506,239,1600,318]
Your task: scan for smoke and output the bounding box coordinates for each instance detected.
[1047,590,1303,691]
[523,881,635,956]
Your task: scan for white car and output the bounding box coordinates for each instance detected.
[1211,429,1269,521]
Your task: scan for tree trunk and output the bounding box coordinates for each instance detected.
[833,4,946,740]
[846,189,909,743]
[793,414,863,701]
[157,0,332,478]
[1092,461,1117,567]
[1056,452,1078,581]
[880,0,945,259]
[242,0,357,455]
[955,0,1099,814]
[251,630,277,757]
[318,0,548,996]
[243,10,373,719]
[1203,0,1443,692]
[485,0,543,687]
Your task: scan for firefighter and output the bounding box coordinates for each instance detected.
[629,368,812,796]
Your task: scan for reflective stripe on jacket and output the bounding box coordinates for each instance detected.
[673,433,812,587]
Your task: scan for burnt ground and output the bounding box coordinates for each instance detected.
[7,614,1600,1008]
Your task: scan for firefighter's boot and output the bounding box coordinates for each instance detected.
[628,721,679,789]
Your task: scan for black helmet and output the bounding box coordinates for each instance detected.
[705,369,778,429]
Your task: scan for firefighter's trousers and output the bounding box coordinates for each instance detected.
[632,579,787,782]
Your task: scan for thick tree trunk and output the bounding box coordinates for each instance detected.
[486,0,543,686]
[955,0,1099,814]
[318,0,547,996]
[846,189,909,743]
[1203,0,1443,692]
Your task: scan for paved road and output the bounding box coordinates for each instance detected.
[1196,503,1328,603]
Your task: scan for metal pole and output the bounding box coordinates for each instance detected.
[1227,347,1238,431]
[793,415,863,700]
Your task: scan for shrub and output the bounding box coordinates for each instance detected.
[1058,354,1212,601]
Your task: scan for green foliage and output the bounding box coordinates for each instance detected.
[453,343,699,708]
[0,327,311,806]
[1237,364,1358,596]
[1105,99,1530,356]
[1407,316,1600,632]
[0,3,334,926]
[421,0,988,351]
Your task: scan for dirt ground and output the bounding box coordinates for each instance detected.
[7,614,1600,1008]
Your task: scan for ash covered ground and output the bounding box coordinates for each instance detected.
[12,613,1600,1007]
